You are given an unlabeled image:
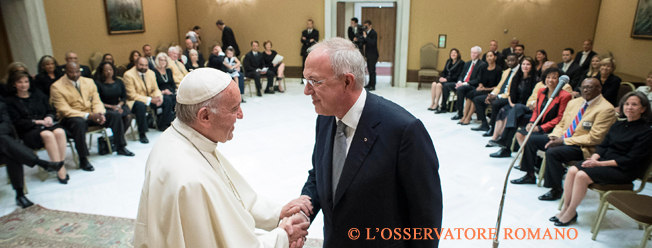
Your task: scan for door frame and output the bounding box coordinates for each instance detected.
[324,0,410,87]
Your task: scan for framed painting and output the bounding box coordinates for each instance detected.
[103,0,145,35]
[631,0,652,39]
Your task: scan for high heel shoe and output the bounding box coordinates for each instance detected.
[549,216,559,222]
[554,213,577,226]
[58,174,69,184]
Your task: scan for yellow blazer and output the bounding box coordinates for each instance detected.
[491,68,515,98]
[549,95,617,158]
[526,82,574,106]
[123,67,162,108]
[50,76,105,119]
[168,58,188,88]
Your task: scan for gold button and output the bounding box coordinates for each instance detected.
[364,138,368,142]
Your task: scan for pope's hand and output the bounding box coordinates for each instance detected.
[280,195,312,220]
[280,215,309,248]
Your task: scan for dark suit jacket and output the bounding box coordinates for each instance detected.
[301,92,443,248]
[58,65,91,78]
[183,49,206,68]
[243,51,264,73]
[221,26,240,57]
[146,56,156,70]
[573,50,597,72]
[457,60,487,87]
[347,25,364,49]
[361,29,379,59]
[301,29,319,56]
[207,53,226,72]
[596,73,622,106]
[558,62,582,90]
[5,91,56,135]
[502,47,514,57]
[0,101,13,137]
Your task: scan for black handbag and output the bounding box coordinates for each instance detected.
[98,136,116,155]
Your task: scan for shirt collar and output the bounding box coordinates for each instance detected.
[171,119,218,152]
[585,95,601,106]
[583,50,590,55]
[335,89,367,131]
[66,76,79,85]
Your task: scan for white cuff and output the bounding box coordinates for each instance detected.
[84,113,89,120]
[146,97,152,105]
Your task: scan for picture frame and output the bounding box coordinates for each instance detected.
[631,0,652,39]
[103,0,146,35]
[438,34,447,48]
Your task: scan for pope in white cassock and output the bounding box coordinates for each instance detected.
[135,68,312,248]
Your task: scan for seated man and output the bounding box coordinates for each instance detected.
[0,99,64,208]
[57,52,92,78]
[124,57,175,135]
[50,63,134,171]
[472,54,519,135]
[511,78,617,202]
[183,38,205,67]
[442,46,486,119]
[243,41,276,96]
[143,44,156,70]
[558,48,581,90]
[167,46,189,88]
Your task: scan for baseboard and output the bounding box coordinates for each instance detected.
[285,66,304,78]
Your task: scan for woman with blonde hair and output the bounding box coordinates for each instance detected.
[596,56,621,106]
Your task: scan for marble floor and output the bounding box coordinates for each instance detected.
[1,77,650,247]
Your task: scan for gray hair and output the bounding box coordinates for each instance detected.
[471,46,482,53]
[307,37,366,89]
[155,52,169,68]
[189,49,198,56]
[175,93,223,125]
[168,46,180,54]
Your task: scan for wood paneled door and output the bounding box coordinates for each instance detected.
[361,5,396,63]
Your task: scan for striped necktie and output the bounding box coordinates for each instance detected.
[564,102,588,139]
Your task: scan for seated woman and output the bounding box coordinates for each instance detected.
[126,50,141,70]
[92,53,115,78]
[488,57,538,151]
[635,70,652,101]
[262,40,286,92]
[34,55,63,97]
[552,91,652,226]
[575,54,601,96]
[4,71,69,184]
[595,57,621,107]
[94,61,133,140]
[534,49,548,78]
[459,51,501,124]
[1,62,34,97]
[184,49,203,72]
[154,53,177,98]
[429,48,464,111]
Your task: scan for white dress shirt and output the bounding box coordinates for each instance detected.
[335,89,367,156]
[562,62,572,72]
[579,51,590,65]
[461,60,478,85]
[139,72,152,105]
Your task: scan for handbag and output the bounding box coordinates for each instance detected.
[98,136,116,155]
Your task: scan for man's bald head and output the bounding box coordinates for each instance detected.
[65,52,79,63]
[65,62,81,82]
[580,78,602,101]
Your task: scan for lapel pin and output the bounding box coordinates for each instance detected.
[364,138,367,142]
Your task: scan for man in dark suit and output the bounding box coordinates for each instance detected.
[142,44,156,70]
[216,20,240,57]
[243,41,275,96]
[502,38,519,57]
[301,19,319,80]
[347,17,364,55]
[573,39,597,72]
[57,52,91,78]
[482,40,504,69]
[361,20,379,91]
[438,46,486,117]
[183,38,205,67]
[300,37,442,248]
[558,48,581,89]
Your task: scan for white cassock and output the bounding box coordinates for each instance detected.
[135,119,289,248]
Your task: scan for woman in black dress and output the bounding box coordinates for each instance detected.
[1,62,35,98]
[262,40,285,92]
[33,55,63,97]
[429,48,464,111]
[552,91,652,226]
[94,62,133,136]
[184,49,203,72]
[126,50,141,70]
[154,53,177,98]
[460,51,502,124]
[595,57,621,107]
[5,71,69,183]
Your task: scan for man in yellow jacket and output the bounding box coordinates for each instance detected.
[50,63,134,171]
[167,46,189,88]
[511,78,616,201]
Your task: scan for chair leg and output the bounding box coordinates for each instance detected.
[88,134,93,152]
[248,81,252,97]
[558,192,565,211]
[592,201,610,240]
[641,225,652,248]
[537,157,546,187]
[130,119,138,141]
[592,191,607,234]
[68,139,79,169]
[283,78,286,92]
[36,166,48,182]
[103,130,112,154]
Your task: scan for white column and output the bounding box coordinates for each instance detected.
[0,0,53,72]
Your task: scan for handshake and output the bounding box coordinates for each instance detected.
[279,195,313,248]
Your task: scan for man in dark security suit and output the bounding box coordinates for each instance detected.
[361,20,379,91]
[347,17,364,55]
[301,19,319,78]
[216,20,240,57]
[57,52,91,78]
[573,39,597,72]
[300,37,443,248]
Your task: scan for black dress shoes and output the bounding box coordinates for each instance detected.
[79,158,95,171]
[44,161,65,172]
[139,133,149,144]
[264,89,275,94]
[435,108,447,114]
[58,174,69,184]
[16,196,34,208]
[539,188,563,201]
[241,99,247,103]
[510,175,536,184]
[486,140,498,147]
[117,147,135,156]
[472,125,490,131]
[549,216,559,222]
[482,127,494,137]
[490,148,511,158]
[256,90,262,97]
[451,115,461,120]
[554,213,578,226]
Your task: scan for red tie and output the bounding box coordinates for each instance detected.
[464,63,475,82]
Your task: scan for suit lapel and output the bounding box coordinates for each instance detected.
[321,117,336,209]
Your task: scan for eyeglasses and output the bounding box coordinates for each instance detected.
[580,86,598,91]
[302,78,328,86]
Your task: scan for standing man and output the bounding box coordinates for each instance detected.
[135,68,311,248]
[301,19,319,81]
[216,20,240,57]
[482,40,504,69]
[573,39,597,72]
[142,44,156,70]
[361,20,378,91]
[347,17,364,55]
[558,48,581,89]
[502,38,519,57]
[300,38,443,247]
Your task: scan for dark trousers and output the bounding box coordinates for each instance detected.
[489,98,510,128]
[471,91,491,127]
[0,135,38,193]
[236,71,245,94]
[499,104,532,149]
[61,111,126,158]
[520,134,550,174]
[246,71,276,91]
[543,145,585,189]
[366,57,378,88]
[151,95,175,130]
[106,104,132,135]
[441,82,457,110]
[131,101,148,134]
[455,85,475,116]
